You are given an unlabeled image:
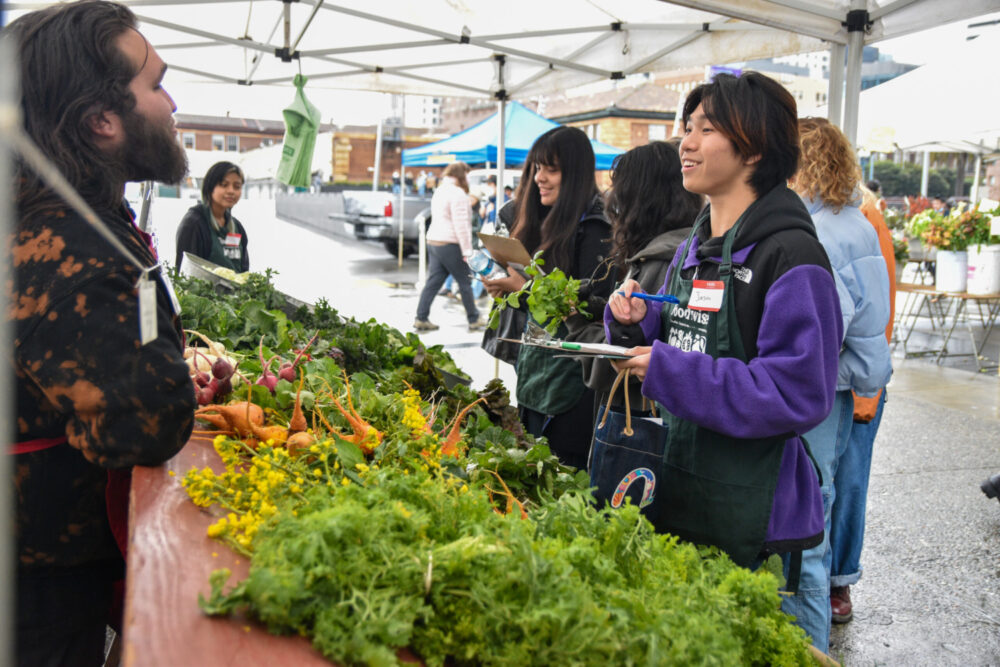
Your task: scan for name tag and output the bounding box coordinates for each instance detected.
[138,274,157,345]
[224,233,242,248]
[689,280,724,312]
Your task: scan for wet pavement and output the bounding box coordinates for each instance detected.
[152,198,1000,666]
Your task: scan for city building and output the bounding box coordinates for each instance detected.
[541,83,681,151]
[330,122,442,185]
[174,114,288,153]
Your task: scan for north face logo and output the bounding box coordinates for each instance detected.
[733,266,752,283]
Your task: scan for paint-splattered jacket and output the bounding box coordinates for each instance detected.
[10,204,195,576]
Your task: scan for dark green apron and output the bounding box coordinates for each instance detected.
[516,317,588,414]
[653,219,787,568]
[200,204,243,272]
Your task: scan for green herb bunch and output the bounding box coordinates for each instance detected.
[487,251,591,337]
[201,463,812,666]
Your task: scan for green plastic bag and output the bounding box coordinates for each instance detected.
[276,74,321,188]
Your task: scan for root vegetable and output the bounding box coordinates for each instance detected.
[439,398,485,458]
[278,333,319,383]
[255,337,280,393]
[285,431,316,456]
[184,329,230,359]
[212,357,234,380]
[195,401,265,437]
[317,371,382,455]
[288,371,307,435]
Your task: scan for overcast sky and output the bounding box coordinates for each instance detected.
[873,10,1000,65]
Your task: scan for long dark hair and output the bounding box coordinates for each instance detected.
[511,126,598,270]
[7,1,139,218]
[202,162,245,203]
[606,141,703,272]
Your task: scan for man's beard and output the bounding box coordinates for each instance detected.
[119,108,188,185]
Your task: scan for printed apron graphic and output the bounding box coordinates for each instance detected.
[611,468,656,509]
[665,304,709,353]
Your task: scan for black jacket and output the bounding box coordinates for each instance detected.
[175,203,250,272]
[12,203,195,575]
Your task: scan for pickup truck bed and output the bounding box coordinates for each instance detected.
[330,190,432,257]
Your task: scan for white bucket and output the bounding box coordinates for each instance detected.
[967,244,1000,295]
[935,250,968,293]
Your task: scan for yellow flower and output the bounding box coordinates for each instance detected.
[341,477,351,486]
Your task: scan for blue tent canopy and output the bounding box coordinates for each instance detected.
[402,101,623,170]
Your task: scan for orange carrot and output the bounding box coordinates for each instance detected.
[249,423,289,446]
[288,370,308,434]
[286,431,316,456]
[195,401,265,437]
[439,398,485,458]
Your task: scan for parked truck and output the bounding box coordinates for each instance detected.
[330,191,431,257]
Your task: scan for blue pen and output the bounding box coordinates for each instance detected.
[616,291,679,304]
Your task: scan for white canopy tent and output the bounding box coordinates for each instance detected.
[853,32,1000,200]
[7,0,1000,142]
[7,0,1000,279]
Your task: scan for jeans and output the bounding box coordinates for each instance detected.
[416,243,480,324]
[830,389,886,587]
[781,390,853,654]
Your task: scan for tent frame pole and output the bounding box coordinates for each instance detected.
[841,0,868,146]
[0,31,17,666]
[827,42,845,128]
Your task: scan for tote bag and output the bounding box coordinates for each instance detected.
[480,304,526,366]
[589,369,670,523]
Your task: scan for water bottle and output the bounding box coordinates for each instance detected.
[468,250,507,279]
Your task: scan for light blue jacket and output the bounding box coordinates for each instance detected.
[803,196,892,396]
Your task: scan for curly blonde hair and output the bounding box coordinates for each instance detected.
[794,117,861,213]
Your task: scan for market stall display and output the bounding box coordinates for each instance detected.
[130,271,830,665]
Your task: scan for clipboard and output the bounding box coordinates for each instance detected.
[477,232,532,269]
[496,336,633,360]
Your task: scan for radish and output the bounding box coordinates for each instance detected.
[277,333,319,383]
[255,337,280,393]
[212,357,234,380]
[196,385,215,406]
[215,376,233,397]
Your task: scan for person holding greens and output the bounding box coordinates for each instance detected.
[483,126,615,470]
[176,161,250,273]
[606,72,842,651]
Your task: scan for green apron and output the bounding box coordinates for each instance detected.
[653,219,787,568]
[200,204,243,272]
[516,317,588,415]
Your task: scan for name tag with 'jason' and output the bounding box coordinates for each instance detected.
[689,280,724,312]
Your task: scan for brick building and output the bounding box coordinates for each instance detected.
[174,114,289,153]
[330,124,443,186]
[541,83,681,152]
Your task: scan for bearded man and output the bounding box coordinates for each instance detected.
[5,2,196,664]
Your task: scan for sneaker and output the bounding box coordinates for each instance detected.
[467,317,489,332]
[437,288,451,297]
[414,319,440,332]
[830,585,853,624]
